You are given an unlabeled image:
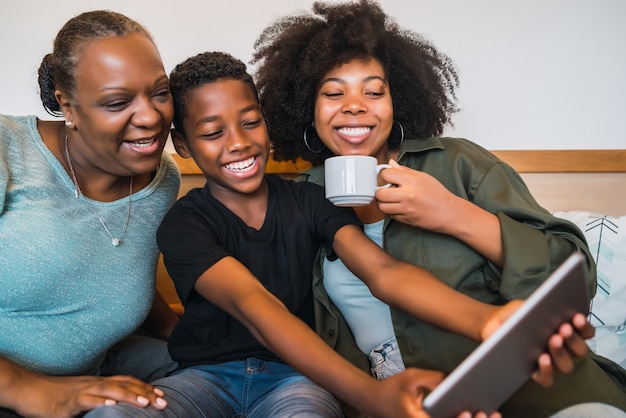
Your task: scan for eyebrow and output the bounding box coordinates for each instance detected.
[194,115,219,129]
[97,74,170,93]
[240,103,262,114]
[193,103,261,126]
[320,75,386,85]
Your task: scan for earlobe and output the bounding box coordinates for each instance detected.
[170,129,191,158]
[55,89,75,129]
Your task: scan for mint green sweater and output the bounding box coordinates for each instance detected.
[0,115,180,375]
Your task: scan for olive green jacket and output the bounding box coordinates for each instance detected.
[301,137,626,417]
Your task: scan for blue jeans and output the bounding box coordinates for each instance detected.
[86,358,343,417]
[369,337,405,380]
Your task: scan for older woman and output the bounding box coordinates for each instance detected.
[0,10,179,417]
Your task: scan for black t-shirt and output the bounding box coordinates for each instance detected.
[157,174,361,368]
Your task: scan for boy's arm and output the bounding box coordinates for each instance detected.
[333,225,594,385]
[194,256,442,418]
[333,225,496,341]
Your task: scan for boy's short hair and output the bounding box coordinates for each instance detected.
[169,51,259,134]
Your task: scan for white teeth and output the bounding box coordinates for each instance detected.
[337,127,371,136]
[128,138,156,148]
[225,157,256,171]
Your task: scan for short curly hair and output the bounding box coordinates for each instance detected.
[38,10,153,117]
[169,51,258,136]
[252,0,459,166]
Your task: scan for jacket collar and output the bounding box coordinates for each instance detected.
[397,137,445,160]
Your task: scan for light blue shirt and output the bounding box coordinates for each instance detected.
[323,219,395,354]
[0,115,180,375]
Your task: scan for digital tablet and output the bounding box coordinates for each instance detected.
[423,252,590,418]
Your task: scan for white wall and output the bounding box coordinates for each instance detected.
[1,0,624,151]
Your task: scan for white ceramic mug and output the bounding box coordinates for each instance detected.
[324,155,391,206]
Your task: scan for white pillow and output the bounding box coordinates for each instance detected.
[552,211,626,369]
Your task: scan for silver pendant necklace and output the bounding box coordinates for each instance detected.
[63,133,133,247]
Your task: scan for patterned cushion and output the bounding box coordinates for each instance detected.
[552,211,626,368]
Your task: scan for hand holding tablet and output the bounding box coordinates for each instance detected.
[423,252,590,418]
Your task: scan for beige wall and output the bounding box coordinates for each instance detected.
[1,0,625,151]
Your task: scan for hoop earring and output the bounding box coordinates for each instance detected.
[303,123,325,154]
[387,120,405,151]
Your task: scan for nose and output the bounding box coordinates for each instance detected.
[341,93,367,115]
[226,126,251,152]
[131,96,162,128]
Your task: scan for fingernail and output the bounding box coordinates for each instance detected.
[156,397,168,408]
[105,399,117,406]
[137,396,149,406]
[154,388,164,396]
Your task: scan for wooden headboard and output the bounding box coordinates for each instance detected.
[489,150,626,216]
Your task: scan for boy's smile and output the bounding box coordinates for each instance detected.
[224,156,258,173]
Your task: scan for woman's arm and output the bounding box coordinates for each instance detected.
[377,160,504,267]
[141,289,180,340]
[0,357,167,417]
